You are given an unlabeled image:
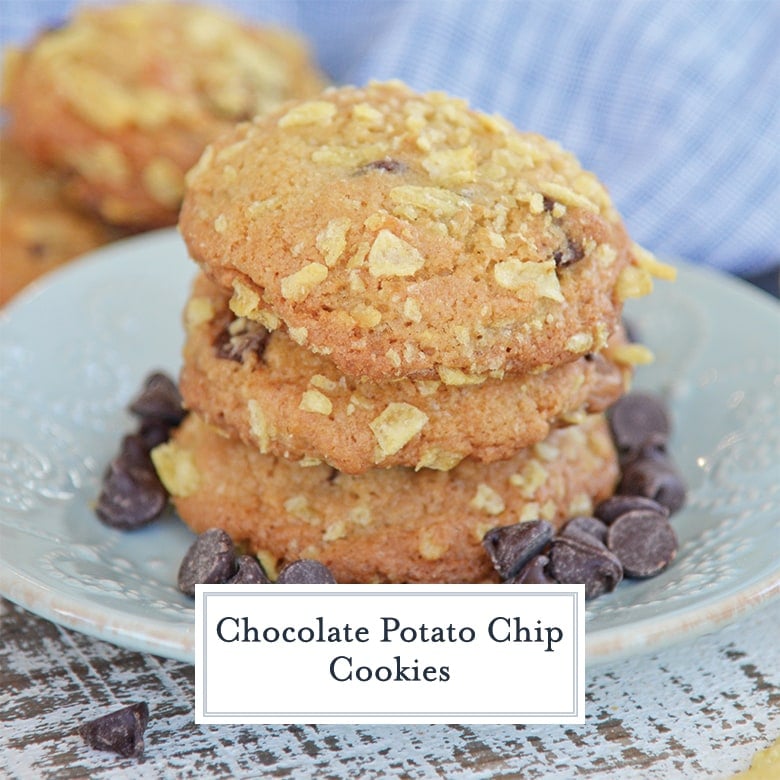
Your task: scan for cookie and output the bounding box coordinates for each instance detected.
[153,412,619,584]
[180,273,632,473]
[0,138,124,305]
[3,1,327,229]
[180,80,670,380]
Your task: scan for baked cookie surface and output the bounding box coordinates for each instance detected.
[3,1,326,229]
[158,412,619,584]
[181,80,651,380]
[180,273,631,473]
[0,138,124,305]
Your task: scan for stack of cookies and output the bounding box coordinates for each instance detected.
[155,81,673,584]
[1,1,326,303]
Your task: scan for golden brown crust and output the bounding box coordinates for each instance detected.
[0,138,125,305]
[3,2,327,228]
[161,412,619,584]
[179,273,631,473]
[180,81,648,380]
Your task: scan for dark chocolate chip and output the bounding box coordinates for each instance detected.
[607,392,671,458]
[138,420,174,450]
[553,238,585,268]
[214,317,269,363]
[618,457,686,515]
[482,520,555,581]
[277,559,336,584]
[356,158,406,175]
[548,536,623,600]
[128,372,185,426]
[506,554,557,584]
[607,509,678,578]
[227,555,271,585]
[560,516,609,545]
[177,529,237,596]
[95,438,168,530]
[78,702,149,758]
[594,494,669,524]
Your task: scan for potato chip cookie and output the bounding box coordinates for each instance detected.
[180,273,631,473]
[160,412,619,583]
[3,1,326,229]
[0,138,125,305]
[180,80,664,380]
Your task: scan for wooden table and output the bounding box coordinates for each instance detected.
[1,595,777,779]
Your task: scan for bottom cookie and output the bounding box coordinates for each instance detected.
[156,412,619,584]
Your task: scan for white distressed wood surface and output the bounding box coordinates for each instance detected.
[1,596,777,779]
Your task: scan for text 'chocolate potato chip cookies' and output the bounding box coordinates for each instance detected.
[179,274,631,473]
[3,1,327,229]
[180,80,673,380]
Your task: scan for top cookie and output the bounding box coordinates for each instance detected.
[181,80,655,380]
[2,1,326,229]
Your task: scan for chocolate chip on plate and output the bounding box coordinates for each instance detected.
[177,528,237,596]
[506,554,557,584]
[277,559,336,584]
[78,702,149,758]
[608,392,671,460]
[560,515,609,545]
[95,436,168,530]
[607,509,678,578]
[618,456,686,515]
[548,535,623,600]
[482,520,555,581]
[227,555,271,585]
[594,494,669,525]
[128,371,185,426]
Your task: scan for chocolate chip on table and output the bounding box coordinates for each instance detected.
[227,555,271,585]
[618,456,686,515]
[607,509,678,578]
[277,559,337,584]
[78,702,149,758]
[482,520,555,581]
[506,554,557,584]
[608,392,671,461]
[177,528,237,596]
[560,515,609,545]
[594,494,669,525]
[548,535,623,600]
[128,371,185,426]
[95,436,168,530]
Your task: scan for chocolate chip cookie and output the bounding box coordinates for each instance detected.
[179,273,631,472]
[180,80,668,380]
[3,1,326,228]
[153,412,619,584]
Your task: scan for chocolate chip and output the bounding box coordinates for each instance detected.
[177,529,237,596]
[227,555,271,585]
[138,420,174,450]
[482,520,555,581]
[95,436,168,530]
[560,515,609,545]
[618,456,686,515]
[277,559,336,584]
[548,535,623,600]
[553,237,585,268]
[607,392,671,460]
[594,494,669,524]
[356,158,406,175]
[128,372,185,426]
[78,702,149,758]
[607,510,678,578]
[214,317,269,363]
[506,554,557,584]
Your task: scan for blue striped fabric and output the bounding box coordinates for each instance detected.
[1,0,777,275]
